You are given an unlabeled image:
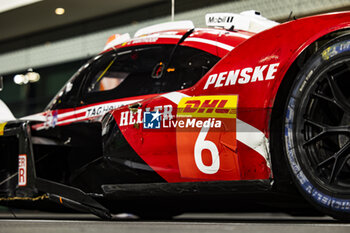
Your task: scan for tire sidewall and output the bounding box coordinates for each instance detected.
[284,36,350,218]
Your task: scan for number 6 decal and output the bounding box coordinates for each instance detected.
[194,126,219,174]
[176,95,240,180]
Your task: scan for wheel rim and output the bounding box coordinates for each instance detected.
[296,57,350,194]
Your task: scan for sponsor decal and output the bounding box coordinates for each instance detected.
[321,47,336,60]
[85,100,141,119]
[207,15,234,24]
[132,36,158,44]
[18,154,27,186]
[331,199,350,211]
[119,105,173,127]
[43,110,58,129]
[86,105,116,117]
[322,41,350,60]
[176,95,239,179]
[119,96,237,132]
[203,63,279,89]
[177,95,237,118]
[0,122,7,136]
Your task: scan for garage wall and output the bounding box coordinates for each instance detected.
[0,0,350,75]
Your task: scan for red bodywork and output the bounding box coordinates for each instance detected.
[33,12,350,184]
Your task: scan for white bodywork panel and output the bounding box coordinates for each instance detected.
[205,10,279,33]
[0,99,16,123]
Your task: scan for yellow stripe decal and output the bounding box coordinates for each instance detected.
[0,122,7,136]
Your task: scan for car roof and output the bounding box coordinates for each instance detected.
[101,28,255,58]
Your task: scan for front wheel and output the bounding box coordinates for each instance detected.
[283,35,350,220]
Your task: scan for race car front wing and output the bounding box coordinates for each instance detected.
[0,121,112,219]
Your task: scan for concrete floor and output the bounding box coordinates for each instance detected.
[0,210,349,233]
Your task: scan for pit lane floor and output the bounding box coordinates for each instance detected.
[0,210,349,233]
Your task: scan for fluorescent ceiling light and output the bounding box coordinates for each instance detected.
[0,0,43,14]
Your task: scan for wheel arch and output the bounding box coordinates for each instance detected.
[269,28,350,191]
[270,28,350,112]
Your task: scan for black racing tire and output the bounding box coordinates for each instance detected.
[283,34,350,220]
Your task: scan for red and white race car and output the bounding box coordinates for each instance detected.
[1,10,350,220]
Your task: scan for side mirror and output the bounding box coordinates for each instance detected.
[0,76,3,91]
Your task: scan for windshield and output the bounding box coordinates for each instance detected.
[46,44,220,110]
[44,57,96,111]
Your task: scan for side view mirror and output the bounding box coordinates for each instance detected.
[0,76,3,91]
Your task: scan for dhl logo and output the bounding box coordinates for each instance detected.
[177,95,238,118]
